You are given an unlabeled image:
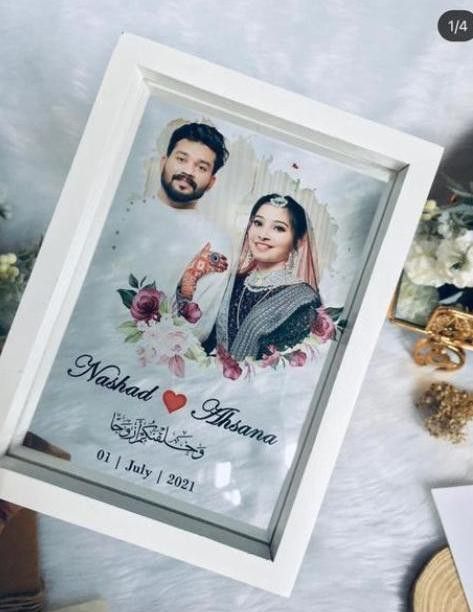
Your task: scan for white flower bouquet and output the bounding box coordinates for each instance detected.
[396,179,473,326]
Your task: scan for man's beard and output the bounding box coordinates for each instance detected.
[160,172,208,204]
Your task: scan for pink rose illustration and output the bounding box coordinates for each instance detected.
[217,345,242,380]
[261,345,281,368]
[311,307,335,343]
[168,354,185,378]
[130,288,162,322]
[180,301,202,324]
[289,349,307,367]
[222,359,243,380]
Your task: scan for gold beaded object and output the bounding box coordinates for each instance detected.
[389,299,473,371]
[412,308,473,371]
[416,382,473,443]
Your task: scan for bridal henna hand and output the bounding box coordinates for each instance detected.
[179,242,228,300]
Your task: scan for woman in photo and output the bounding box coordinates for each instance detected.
[209,193,322,361]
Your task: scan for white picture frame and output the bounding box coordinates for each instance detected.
[0,33,442,595]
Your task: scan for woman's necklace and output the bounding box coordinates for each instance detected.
[243,267,296,293]
[236,285,273,330]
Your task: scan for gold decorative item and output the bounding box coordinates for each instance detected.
[412,307,473,370]
[412,547,469,612]
[416,382,473,443]
[389,296,473,370]
[388,185,473,369]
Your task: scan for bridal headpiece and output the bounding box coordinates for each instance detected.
[269,195,288,208]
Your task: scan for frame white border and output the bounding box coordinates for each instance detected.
[0,34,442,595]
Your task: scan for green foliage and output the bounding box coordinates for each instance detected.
[117,288,136,309]
[128,273,139,289]
[0,200,40,349]
[124,330,142,343]
[325,306,343,321]
[118,320,137,331]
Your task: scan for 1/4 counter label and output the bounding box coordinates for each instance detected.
[438,10,473,41]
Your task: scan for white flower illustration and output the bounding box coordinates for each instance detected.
[136,314,206,376]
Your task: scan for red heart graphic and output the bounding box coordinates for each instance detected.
[162,390,187,413]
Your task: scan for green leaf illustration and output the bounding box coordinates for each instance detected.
[124,330,142,343]
[129,273,139,289]
[143,281,156,290]
[325,306,344,320]
[118,320,137,331]
[117,288,136,308]
[160,300,170,314]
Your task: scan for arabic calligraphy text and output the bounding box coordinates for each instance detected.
[110,412,206,460]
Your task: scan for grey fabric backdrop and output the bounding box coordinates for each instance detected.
[2,1,473,610]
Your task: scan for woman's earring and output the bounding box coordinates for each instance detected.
[287,250,297,274]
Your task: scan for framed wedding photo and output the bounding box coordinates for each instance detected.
[0,34,442,595]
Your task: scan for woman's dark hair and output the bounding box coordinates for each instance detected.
[166,122,229,173]
[249,194,307,248]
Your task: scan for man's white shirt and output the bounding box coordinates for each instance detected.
[114,196,232,340]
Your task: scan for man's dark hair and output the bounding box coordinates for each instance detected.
[166,122,229,174]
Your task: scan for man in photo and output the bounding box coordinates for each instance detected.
[158,122,227,210]
[121,122,232,341]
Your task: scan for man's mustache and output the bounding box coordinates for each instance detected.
[172,173,197,190]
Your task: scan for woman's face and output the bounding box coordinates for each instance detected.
[248,203,295,269]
